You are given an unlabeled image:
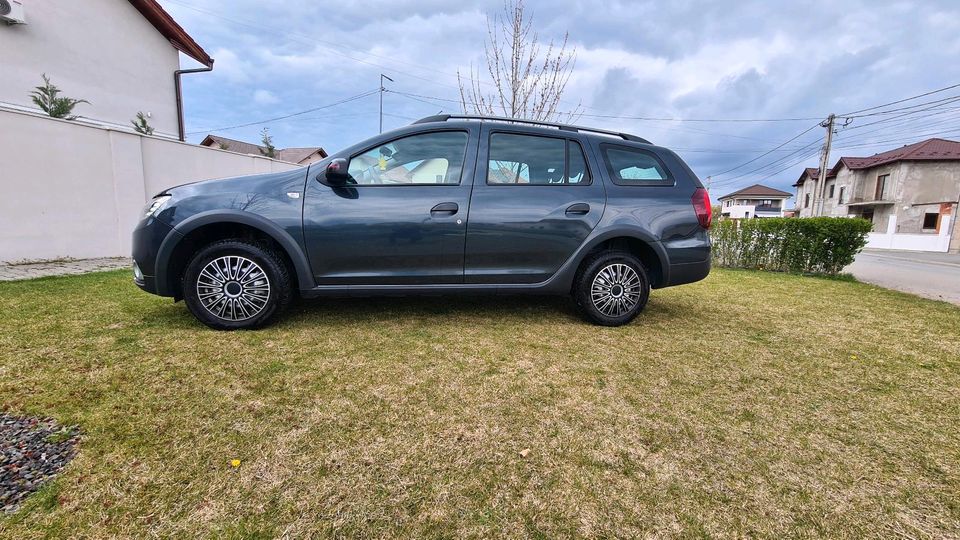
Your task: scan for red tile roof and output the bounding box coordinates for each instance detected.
[835,138,960,170]
[792,167,820,187]
[128,0,213,67]
[717,183,793,200]
[792,138,960,186]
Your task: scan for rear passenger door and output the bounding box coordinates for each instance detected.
[464,128,605,284]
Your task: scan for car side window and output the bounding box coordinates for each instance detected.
[567,141,591,184]
[487,132,591,185]
[347,131,468,185]
[601,144,674,186]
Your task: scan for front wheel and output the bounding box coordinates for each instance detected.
[575,251,650,326]
[182,240,292,330]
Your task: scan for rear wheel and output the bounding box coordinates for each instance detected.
[574,251,650,326]
[182,240,292,330]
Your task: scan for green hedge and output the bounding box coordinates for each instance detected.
[711,217,873,274]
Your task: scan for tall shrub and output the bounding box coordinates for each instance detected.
[711,217,872,274]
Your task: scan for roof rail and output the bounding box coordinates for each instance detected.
[411,114,652,145]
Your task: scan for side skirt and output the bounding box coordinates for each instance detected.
[299,282,568,299]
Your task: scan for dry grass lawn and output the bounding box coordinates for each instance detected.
[1,268,959,538]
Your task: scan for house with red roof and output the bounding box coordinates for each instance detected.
[793,138,960,252]
[717,184,793,220]
[0,0,212,140]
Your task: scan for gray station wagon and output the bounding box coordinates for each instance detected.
[132,114,712,329]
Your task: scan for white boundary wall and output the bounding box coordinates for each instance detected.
[867,214,953,252]
[0,108,300,263]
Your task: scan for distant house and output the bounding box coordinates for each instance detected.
[794,138,960,252]
[717,184,792,219]
[200,135,328,165]
[0,0,213,140]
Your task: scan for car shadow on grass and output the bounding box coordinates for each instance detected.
[138,293,685,331]
[290,295,581,326]
[138,288,690,330]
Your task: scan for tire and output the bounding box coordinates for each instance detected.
[574,251,650,327]
[182,239,292,330]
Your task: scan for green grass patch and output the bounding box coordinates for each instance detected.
[1,269,959,538]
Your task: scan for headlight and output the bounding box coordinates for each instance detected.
[143,195,172,218]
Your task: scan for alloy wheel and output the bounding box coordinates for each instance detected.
[590,263,642,318]
[195,256,271,321]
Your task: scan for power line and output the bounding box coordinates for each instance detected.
[839,82,960,116]
[844,94,960,119]
[833,128,960,150]
[709,124,821,177]
[708,82,960,183]
[708,140,823,188]
[835,110,960,142]
[187,89,380,134]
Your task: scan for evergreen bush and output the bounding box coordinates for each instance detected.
[711,217,873,274]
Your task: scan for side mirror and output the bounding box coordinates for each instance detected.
[323,158,349,185]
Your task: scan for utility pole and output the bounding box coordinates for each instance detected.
[813,113,836,216]
[379,73,394,133]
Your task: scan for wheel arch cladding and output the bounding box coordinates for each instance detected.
[157,211,314,298]
[576,234,667,289]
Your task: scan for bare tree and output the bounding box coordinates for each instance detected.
[458,0,580,122]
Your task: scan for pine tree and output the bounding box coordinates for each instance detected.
[259,127,276,158]
[30,74,89,120]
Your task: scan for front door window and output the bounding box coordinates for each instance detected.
[346,131,468,185]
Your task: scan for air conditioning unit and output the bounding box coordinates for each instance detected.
[0,0,26,24]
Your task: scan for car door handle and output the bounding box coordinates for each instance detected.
[430,202,459,215]
[565,203,590,215]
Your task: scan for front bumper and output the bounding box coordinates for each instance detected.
[131,217,175,296]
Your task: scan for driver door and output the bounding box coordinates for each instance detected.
[302,129,478,285]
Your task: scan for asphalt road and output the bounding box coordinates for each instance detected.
[846,249,960,305]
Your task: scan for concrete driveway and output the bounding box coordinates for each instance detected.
[846,249,960,305]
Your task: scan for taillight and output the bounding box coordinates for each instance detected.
[692,187,712,229]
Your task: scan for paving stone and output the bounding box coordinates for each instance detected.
[0,257,131,281]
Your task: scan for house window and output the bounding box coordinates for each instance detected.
[875,174,889,200]
[829,184,835,198]
[922,212,939,231]
[838,186,846,204]
[804,194,810,208]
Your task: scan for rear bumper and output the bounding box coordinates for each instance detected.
[662,259,711,288]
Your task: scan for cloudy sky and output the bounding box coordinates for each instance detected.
[161,0,960,201]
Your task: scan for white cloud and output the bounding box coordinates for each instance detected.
[253,89,279,105]
[208,47,253,84]
[166,0,960,196]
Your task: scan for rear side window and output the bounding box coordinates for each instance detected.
[487,133,592,185]
[601,144,674,186]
